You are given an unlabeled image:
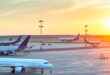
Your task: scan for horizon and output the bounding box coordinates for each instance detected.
[1,34,110,36]
[0,0,110,35]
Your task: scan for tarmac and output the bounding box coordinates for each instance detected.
[27,43,85,50]
[0,43,110,75]
[27,42,110,50]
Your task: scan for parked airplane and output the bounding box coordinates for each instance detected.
[0,35,21,46]
[0,58,53,74]
[59,33,80,42]
[85,38,100,47]
[0,35,31,55]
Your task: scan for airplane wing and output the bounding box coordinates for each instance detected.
[88,41,100,44]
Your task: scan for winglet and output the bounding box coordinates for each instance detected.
[18,35,31,50]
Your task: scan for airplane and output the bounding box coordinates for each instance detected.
[0,58,53,74]
[59,33,80,42]
[0,35,31,55]
[0,35,22,46]
[84,38,100,47]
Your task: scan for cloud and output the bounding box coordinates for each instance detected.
[0,10,17,17]
[0,0,73,16]
[96,0,110,9]
[48,0,102,14]
[0,0,110,16]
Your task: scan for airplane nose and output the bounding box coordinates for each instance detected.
[47,63,53,68]
[48,63,53,68]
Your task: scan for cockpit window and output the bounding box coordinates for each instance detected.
[44,62,49,64]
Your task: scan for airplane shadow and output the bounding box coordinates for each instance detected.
[0,70,52,75]
[1,72,42,75]
[0,70,44,75]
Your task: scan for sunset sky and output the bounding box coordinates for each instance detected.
[0,0,110,35]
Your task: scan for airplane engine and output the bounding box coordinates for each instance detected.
[15,67,25,72]
[10,51,15,54]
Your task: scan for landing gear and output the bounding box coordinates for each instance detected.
[11,69,15,74]
[22,68,25,73]
[41,69,44,74]
[41,69,52,74]
[50,69,52,74]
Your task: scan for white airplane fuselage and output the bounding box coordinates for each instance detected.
[87,41,100,44]
[59,37,78,42]
[59,38,75,40]
[86,41,100,47]
[0,46,18,50]
[0,41,14,43]
[0,58,53,74]
[59,34,80,42]
[0,58,52,69]
[0,46,18,55]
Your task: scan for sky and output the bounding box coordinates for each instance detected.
[0,0,110,35]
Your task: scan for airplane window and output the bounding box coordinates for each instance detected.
[44,62,49,64]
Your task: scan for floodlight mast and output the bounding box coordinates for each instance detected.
[39,20,44,50]
[85,25,88,47]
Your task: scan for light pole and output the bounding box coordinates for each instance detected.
[85,25,88,47]
[39,20,44,50]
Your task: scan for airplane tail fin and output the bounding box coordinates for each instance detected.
[18,35,31,50]
[75,33,80,40]
[13,35,22,43]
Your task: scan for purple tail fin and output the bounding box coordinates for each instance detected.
[18,35,31,50]
[13,35,22,43]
